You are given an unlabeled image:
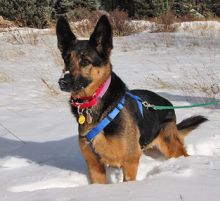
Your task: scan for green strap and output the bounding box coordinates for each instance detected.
[148,100,220,110]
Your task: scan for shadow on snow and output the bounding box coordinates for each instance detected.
[0,135,87,174]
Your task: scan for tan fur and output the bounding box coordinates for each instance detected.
[146,121,188,158]
[66,51,190,183]
[79,138,106,183]
[69,50,188,182]
[79,108,141,183]
[57,17,198,184]
[83,64,111,97]
[69,52,112,98]
[178,127,197,137]
[65,50,142,183]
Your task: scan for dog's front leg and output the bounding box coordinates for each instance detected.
[79,139,106,184]
[93,132,141,181]
[80,146,107,184]
[87,157,106,184]
[92,132,125,167]
[122,158,140,182]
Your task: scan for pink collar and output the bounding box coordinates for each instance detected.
[70,76,111,109]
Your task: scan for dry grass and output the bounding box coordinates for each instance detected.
[0,72,11,82]
[153,11,178,32]
[70,19,93,38]
[40,78,60,96]
[67,9,146,37]
[189,67,220,100]
[151,11,220,33]
[0,16,15,29]
[147,66,220,104]
[6,28,39,45]
[109,9,145,36]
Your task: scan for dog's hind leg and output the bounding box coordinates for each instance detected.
[150,121,188,158]
[155,116,207,158]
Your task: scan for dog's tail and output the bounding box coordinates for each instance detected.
[177,115,208,137]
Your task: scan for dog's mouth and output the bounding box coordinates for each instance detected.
[58,72,91,93]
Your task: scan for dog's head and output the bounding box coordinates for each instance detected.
[56,15,113,98]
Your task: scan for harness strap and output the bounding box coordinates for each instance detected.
[83,92,145,157]
[86,96,126,142]
[126,92,144,117]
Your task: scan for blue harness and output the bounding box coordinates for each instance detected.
[83,92,144,155]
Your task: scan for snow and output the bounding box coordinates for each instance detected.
[0,21,220,201]
[173,21,220,32]
[127,20,158,33]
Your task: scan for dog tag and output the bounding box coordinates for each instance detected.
[78,114,86,125]
[86,113,93,124]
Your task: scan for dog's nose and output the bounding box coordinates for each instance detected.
[58,78,68,91]
[58,71,72,91]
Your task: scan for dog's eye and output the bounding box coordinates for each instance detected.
[80,59,91,67]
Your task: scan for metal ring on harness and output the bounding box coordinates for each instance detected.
[142,101,152,109]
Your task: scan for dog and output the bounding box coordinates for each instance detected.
[56,15,207,183]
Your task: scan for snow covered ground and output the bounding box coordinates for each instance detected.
[0,22,220,201]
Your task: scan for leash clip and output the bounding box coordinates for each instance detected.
[142,101,152,109]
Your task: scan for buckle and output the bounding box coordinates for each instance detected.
[142,101,152,108]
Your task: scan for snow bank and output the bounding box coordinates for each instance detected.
[0,22,220,201]
[127,20,158,33]
[173,21,220,32]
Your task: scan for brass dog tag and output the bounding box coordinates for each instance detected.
[78,114,86,125]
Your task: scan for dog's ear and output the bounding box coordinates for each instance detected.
[56,16,76,52]
[89,15,113,59]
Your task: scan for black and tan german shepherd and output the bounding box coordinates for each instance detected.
[56,15,207,183]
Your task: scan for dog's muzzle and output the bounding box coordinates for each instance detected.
[58,71,72,92]
[58,71,91,92]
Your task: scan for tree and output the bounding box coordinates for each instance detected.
[54,0,101,14]
[0,0,52,28]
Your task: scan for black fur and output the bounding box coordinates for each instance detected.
[56,16,76,53]
[57,15,111,69]
[71,72,127,135]
[58,71,91,92]
[102,73,177,147]
[57,16,113,92]
[129,89,176,147]
[177,115,208,132]
[69,71,177,147]
[89,15,113,60]
[57,15,208,150]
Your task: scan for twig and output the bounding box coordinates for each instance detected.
[41,78,59,95]
[0,122,25,144]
